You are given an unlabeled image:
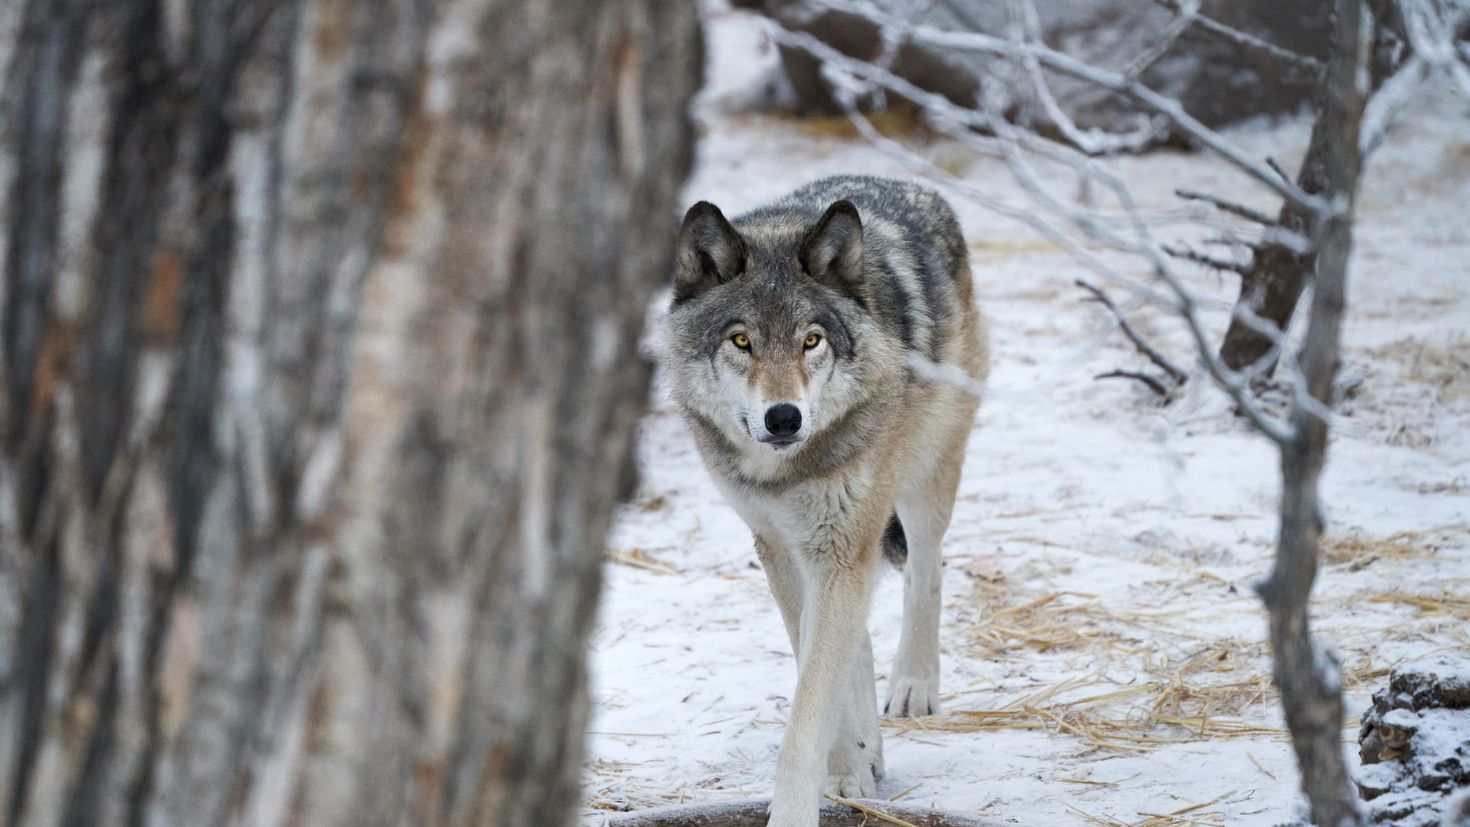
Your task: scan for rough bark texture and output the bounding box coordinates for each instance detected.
[1254,2,1369,826]
[0,2,701,825]
[602,799,1005,827]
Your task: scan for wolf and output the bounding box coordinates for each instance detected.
[659,175,989,826]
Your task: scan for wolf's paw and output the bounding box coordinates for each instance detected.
[884,672,940,717]
[862,736,885,782]
[765,800,818,827]
[826,734,882,798]
[824,766,878,798]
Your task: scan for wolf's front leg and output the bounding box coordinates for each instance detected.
[767,565,873,827]
[824,628,883,797]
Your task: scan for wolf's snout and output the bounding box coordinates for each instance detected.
[764,404,802,437]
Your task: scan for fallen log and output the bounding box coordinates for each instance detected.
[597,797,1005,827]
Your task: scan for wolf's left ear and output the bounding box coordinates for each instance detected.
[674,202,746,305]
[801,200,865,302]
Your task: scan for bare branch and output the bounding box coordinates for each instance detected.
[1096,369,1173,397]
[1075,279,1189,386]
[1162,243,1252,275]
[775,28,1172,298]
[811,0,1328,212]
[1138,241,1298,445]
[1123,3,1198,80]
[1149,0,1326,73]
[906,351,991,400]
[1174,188,1278,226]
[1360,55,1429,156]
[1396,0,1470,98]
[1266,156,1294,183]
[1005,0,1164,154]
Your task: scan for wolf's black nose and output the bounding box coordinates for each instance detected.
[765,403,802,436]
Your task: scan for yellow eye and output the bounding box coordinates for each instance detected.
[803,332,822,350]
[731,332,751,350]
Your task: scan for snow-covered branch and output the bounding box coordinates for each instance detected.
[809,0,1328,212]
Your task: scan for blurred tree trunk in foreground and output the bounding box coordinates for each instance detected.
[0,2,699,825]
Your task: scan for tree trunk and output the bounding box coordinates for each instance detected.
[1217,1,1400,374]
[1255,2,1369,825]
[0,2,700,825]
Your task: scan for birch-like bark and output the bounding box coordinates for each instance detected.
[0,2,700,825]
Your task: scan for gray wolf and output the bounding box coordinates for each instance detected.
[659,175,989,826]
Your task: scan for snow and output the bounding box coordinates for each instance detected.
[583,9,1470,825]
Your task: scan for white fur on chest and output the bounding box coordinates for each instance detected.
[713,462,875,554]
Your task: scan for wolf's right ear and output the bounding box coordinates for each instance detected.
[673,202,746,305]
[800,200,865,303]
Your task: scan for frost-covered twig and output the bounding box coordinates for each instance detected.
[905,351,990,401]
[1006,0,1164,155]
[1162,243,1251,275]
[1122,1,1199,80]
[779,27,1174,303]
[810,0,1328,212]
[1095,369,1172,397]
[1174,188,1277,226]
[1397,0,1470,97]
[1149,0,1326,73]
[1076,279,1189,389]
[1361,56,1429,155]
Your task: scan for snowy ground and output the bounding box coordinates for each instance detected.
[583,10,1470,826]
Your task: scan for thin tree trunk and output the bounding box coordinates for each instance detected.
[1255,2,1369,825]
[0,2,700,825]
[1217,1,1399,375]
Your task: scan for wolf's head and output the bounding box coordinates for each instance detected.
[659,198,904,464]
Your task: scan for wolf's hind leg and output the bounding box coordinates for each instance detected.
[886,456,963,717]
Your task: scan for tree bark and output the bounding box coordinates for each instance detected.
[1255,2,1369,826]
[1217,1,1400,374]
[0,2,700,825]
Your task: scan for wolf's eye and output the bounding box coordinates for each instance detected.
[803,333,822,350]
[731,332,751,350]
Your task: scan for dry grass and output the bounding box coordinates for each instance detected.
[886,668,1282,752]
[1366,589,1470,621]
[1322,523,1468,567]
[607,547,679,576]
[1065,787,1239,826]
[943,578,1403,755]
[785,107,927,141]
[966,584,1203,658]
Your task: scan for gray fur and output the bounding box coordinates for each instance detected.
[658,175,990,827]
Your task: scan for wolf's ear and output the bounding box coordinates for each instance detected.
[801,200,865,301]
[674,202,745,305]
